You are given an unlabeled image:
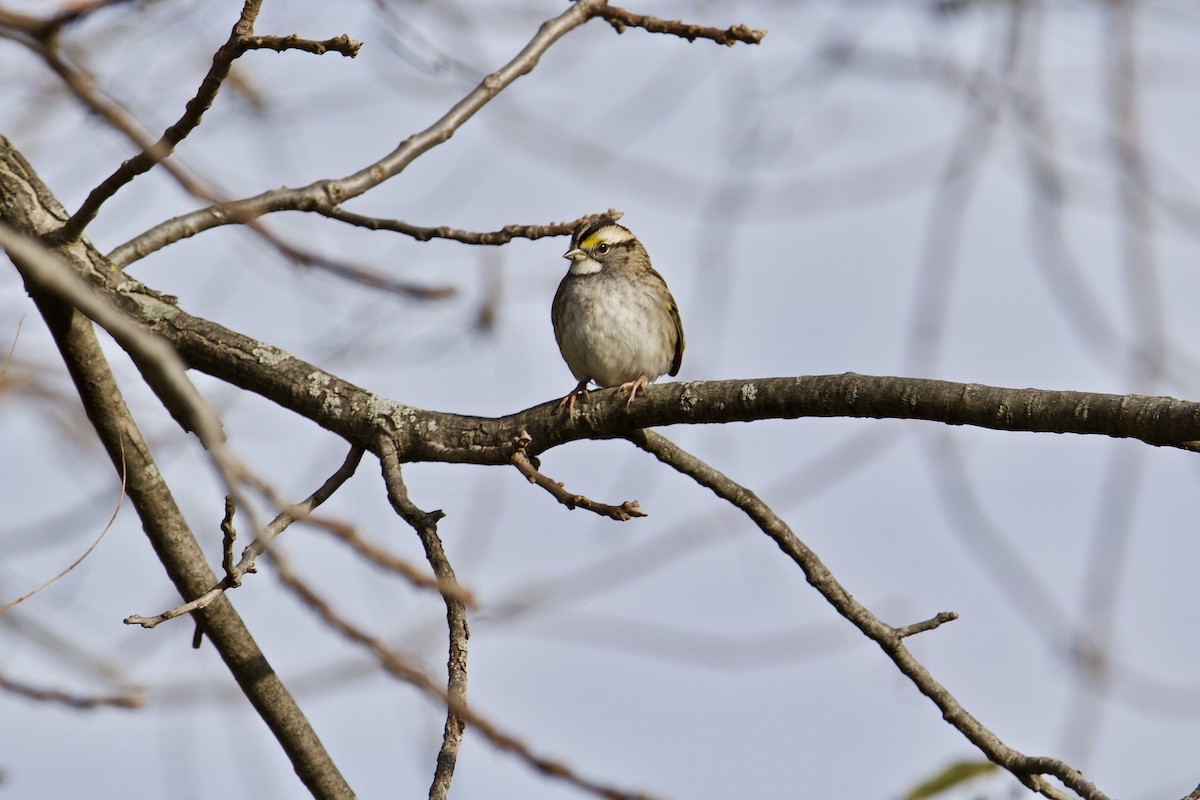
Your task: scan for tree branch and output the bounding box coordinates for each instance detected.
[113,275,1200,459]
[55,2,360,241]
[0,672,142,710]
[377,435,469,800]
[124,446,369,629]
[106,0,611,267]
[625,429,1107,800]
[24,264,354,799]
[317,207,621,245]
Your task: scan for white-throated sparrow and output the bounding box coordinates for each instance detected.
[552,218,685,415]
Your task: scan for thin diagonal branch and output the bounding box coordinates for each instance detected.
[0,439,124,614]
[56,2,360,241]
[107,0,608,267]
[108,0,765,267]
[125,446,367,629]
[626,429,1108,800]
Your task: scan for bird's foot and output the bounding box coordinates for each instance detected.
[557,381,590,416]
[618,375,650,408]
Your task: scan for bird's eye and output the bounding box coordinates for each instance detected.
[595,243,610,255]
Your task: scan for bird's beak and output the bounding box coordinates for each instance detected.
[563,247,584,261]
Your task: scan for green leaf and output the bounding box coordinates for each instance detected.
[903,759,999,800]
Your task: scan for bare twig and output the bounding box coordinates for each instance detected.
[626,429,1108,800]
[318,207,621,245]
[0,224,226,449]
[0,315,21,378]
[0,0,133,42]
[313,516,476,607]
[0,441,124,614]
[894,611,959,639]
[512,443,646,521]
[242,33,361,58]
[261,228,456,299]
[598,6,766,46]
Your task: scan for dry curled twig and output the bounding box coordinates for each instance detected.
[510,432,646,521]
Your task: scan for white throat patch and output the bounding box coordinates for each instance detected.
[569,257,602,276]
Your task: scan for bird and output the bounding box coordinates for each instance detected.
[551,218,685,416]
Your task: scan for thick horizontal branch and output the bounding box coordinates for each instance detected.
[7,136,1199,465]
[84,274,1200,459]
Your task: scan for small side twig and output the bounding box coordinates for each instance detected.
[597,6,766,47]
[0,315,22,378]
[510,433,646,521]
[894,611,959,639]
[0,672,143,710]
[261,226,456,299]
[243,33,361,58]
[220,495,237,582]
